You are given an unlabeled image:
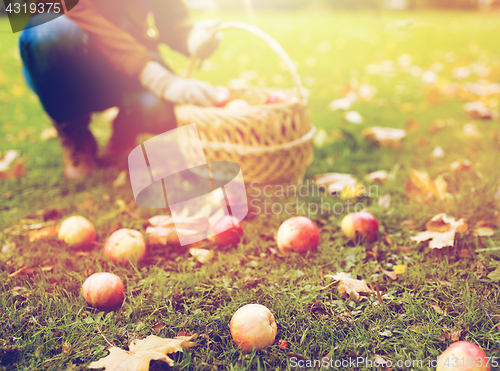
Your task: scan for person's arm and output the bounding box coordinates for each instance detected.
[66,0,153,77]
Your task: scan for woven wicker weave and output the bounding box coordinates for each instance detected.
[174,21,315,185]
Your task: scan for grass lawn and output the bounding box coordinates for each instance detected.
[2,8,500,370]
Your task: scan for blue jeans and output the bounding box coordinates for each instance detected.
[19,13,175,135]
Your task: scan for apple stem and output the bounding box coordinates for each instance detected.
[95,324,115,348]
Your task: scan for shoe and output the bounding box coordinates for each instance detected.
[55,115,97,180]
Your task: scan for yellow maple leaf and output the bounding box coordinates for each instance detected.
[408,169,451,201]
[341,183,365,199]
[88,335,198,371]
[411,213,468,249]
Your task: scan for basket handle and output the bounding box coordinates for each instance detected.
[186,21,306,102]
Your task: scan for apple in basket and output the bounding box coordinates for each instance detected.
[276,216,320,254]
[436,341,490,371]
[266,91,288,104]
[225,99,250,110]
[230,304,277,352]
[103,228,147,263]
[82,272,125,310]
[214,86,231,107]
[211,215,244,247]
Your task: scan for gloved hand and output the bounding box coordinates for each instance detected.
[139,61,217,106]
[188,19,223,60]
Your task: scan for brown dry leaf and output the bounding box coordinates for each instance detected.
[373,354,388,367]
[382,264,406,280]
[28,226,58,242]
[313,173,357,194]
[325,273,374,303]
[459,248,473,259]
[62,342,73,356]
[464,101,498,119]
[0,150,27,180]
[88,334,198,371]
[189,248,214,264]
[382,270,397,280]
[451,330,461,342]
[361,127,406,148]
[411,213,467,249]
[431,304,444,315]
[450,160,473,173]
[146,215,209,246]
[0,150,20,171]
[40,127,58,141]
[113,170,128,189]
[438,328,461,343]
[407,169,451,202]
[152,323,166,334]
[363,170,389,183]
[487,266,500,281]
[474,261,488,279]
[400,220,419,230]
[472,225,495,237]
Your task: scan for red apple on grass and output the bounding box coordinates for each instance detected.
[214,86,231,107]
[341,212,379,243]
[437,341,490,371]
[225,99,250,110]
[266,91,288,104]
[276,216,320,254]
[58,216,96,249]
[211,216,243,247]
[230,304,277,352]
[103,228,146,263]
[82,272,125,310]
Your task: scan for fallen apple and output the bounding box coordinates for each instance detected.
[266,91,288,104]
[211,215,243,247]
[230,304,277,352]
[276,216,320,254]
[58,215,96,249]
[437,341,490,371]
[82,272,125,310]
[341,212,379,243]
[225,99,250,110]
[214,86,231,107]
[103,228,146,263]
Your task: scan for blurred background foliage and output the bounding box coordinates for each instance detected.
[209,0,499,10]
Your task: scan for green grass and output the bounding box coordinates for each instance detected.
[2,9,500,370]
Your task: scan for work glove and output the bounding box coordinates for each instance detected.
[139,61,217,106]
[188,19,223,60]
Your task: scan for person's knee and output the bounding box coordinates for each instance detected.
[19,14,85,64]
[134,92,176,133]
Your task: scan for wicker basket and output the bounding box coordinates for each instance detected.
[174,21,315,185]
